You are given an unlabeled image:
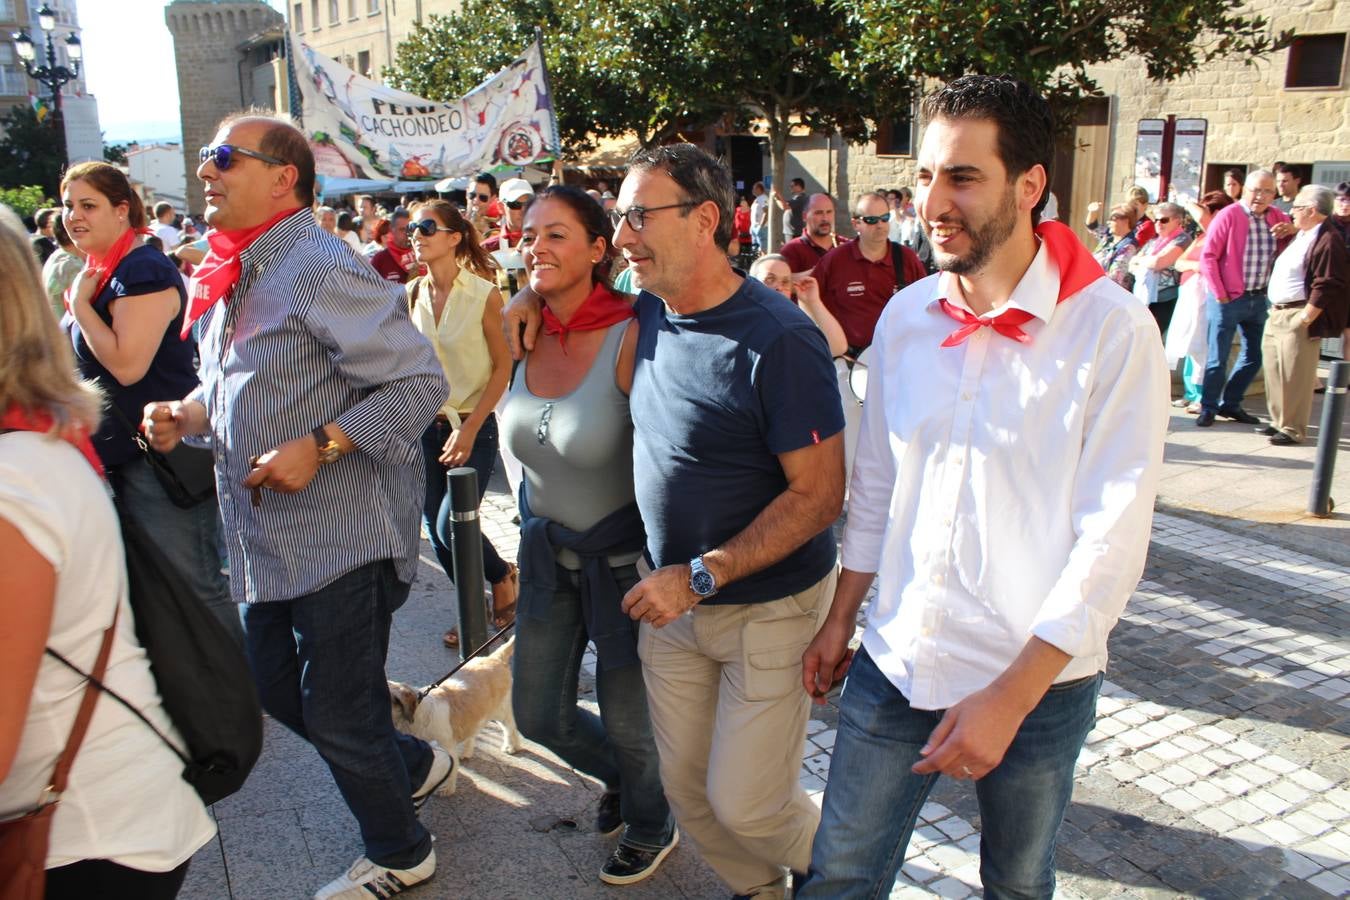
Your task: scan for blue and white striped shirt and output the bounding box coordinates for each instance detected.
[189,210,448,604]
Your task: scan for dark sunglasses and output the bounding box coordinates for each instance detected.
[199,143,287,170]
[475,193,492,203]
[1155,216,1173,224]
[852,213,891,225]
[1109,213,1129,220]
[505,199,529,210]
[406,219,455,238]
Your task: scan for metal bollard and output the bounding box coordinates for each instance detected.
[447,467,489,659]
[1308,360,1349,518]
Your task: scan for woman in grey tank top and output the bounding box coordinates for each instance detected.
[501,187,677,885]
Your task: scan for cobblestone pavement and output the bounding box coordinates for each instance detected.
[182,486,1350,899]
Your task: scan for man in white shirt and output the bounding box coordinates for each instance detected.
[151,202,182,248]
[796,75,1169,899]
[750,181,769,252]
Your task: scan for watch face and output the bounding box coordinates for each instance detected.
[691,570,716,596]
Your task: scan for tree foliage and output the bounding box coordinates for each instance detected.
[0,184,54,220]
[104,142,129,164]
[837,0,1290,124]
[0,106,65,197]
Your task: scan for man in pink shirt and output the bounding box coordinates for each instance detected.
[1195,169,1291,427]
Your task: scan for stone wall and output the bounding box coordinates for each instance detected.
[166,0,284,217]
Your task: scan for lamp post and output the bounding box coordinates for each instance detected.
[12,4,82,167]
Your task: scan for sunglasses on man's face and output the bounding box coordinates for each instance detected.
[505,199,529,210]
[852,213,891,225]
[407,219,455,238]
[1155,217,1172,224]
[199,143,287,171]
[475,193,492,203]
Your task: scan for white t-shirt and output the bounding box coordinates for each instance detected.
[1267,226,1316,304]
[151,222,182,249]
[0,432,216,870]
[342,230,363,254]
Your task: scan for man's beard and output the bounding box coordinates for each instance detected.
[927,184,1020,276]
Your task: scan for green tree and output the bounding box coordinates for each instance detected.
[0,184,54,220]
[837,0,1288,127]
[0,106,65,197]
[104,142,129,164]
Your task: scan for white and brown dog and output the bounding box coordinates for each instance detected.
[388,637,522,796]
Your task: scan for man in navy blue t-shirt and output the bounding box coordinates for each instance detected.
[616,146,845,899]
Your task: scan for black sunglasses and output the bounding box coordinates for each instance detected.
[407,219,455,238]
[199,143,287,171]
[505,199,529,210]
[852,213,891,225]
[475,193,492,203]
[1155,217,1172,224]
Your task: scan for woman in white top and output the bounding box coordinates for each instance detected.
[0,205,214,898]
[406,200,516,648]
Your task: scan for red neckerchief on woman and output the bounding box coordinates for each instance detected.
[542,281,635,352]
[0,406,104,478]
[181,206,303,338]
[65,225,153,312]
[937,219,1104,347]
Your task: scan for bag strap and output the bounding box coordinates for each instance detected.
[43,607,119,801]
[889,240,910,294]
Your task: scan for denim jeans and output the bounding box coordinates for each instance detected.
[420,414,509,595]
[799,648,1102,900]
[240,559,433,869]
[112,454,240,643]
[511,563,673,851]
[1201,290,1268,414]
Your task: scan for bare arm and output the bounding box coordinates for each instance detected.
[802,566,873,702]
[502,285,543,360]
[69,272,180,386]
[440,289,514,467]
[793,274,848,357]
[0,517,56,782]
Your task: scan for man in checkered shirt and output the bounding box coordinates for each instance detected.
[1196,168,1292,428]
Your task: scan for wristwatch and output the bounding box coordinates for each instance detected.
[312,426,343,465]
[689,555,718,599]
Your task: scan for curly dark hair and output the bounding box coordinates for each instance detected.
[920,75,1055,219]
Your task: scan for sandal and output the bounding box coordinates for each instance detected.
[491,563,519,628]
[442,627,460,649]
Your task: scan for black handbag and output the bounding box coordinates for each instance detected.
[111,404,216,509]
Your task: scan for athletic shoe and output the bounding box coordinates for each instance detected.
[313,849,435,899]
[596,790,623,837]
[412,742,453,810]
[599,830,679,885]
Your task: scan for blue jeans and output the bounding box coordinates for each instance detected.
[420,414,509,591]
[112,454,239,642]
[799,648,1102,900]
[511,563,673,851]
[240,559,433,869]
[1201,290,1268,414]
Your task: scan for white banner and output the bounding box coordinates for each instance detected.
[291,32,559,181]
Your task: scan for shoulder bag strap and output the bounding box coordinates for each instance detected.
[44,606,118,799]
[890,240,910,294]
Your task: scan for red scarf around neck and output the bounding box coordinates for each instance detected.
[0,406,104,478]
[66,225,153,312]
[937,219,1104,347]
[182,207,303,338]
[541,281,635,351]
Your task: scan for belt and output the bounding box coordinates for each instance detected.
[1271,300,1307,310]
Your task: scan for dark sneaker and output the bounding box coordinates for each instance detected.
[599,830,679,885]
[596,790,623,837]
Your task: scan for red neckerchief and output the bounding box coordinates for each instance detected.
[541,281,634,352]
[0,405,104,478]
[66,226,153,312]
[938,220,1102,348]
[182,207,303,338]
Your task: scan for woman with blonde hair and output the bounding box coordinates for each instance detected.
[59,161,236,639]
[406,199,516,648]
[0,205,215,898]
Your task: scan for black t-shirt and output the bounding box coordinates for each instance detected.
[630,278,845,604]
[67,244,197,468]
[788,192,809,238]
[31,235,56,264]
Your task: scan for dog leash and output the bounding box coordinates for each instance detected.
[416,621,516,701]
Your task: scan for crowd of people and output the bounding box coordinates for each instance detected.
[0,70,1344,900]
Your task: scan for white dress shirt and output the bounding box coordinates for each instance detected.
[1266,226,1315,305]
[842,240,1170,710]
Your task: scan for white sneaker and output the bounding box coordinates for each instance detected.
[411,742,453,809]
[313,849,435,899]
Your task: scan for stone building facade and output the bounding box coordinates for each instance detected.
[289,0,463,81]
[165,0,284,217]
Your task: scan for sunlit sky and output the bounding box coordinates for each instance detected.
[77,0,286,144]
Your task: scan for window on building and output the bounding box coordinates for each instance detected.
[368,0,379,13]
[311,0,320,28]
[0,44,21,96]
[328,0,339,23]
[0,1,15,19]
[874,109,916,157]
[292,2,303,30]
[348,0,357,18]
[1285,33,1346,89]
[357,49,371,77]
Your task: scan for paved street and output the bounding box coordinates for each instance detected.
[181,386,1350,899]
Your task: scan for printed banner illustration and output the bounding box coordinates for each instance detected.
[291,32,559,181]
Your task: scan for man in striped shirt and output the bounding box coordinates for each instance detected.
[144,114,450,900]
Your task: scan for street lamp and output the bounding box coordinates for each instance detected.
[11,5,82,167]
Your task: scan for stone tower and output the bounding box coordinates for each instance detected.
[165,0,283,217]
